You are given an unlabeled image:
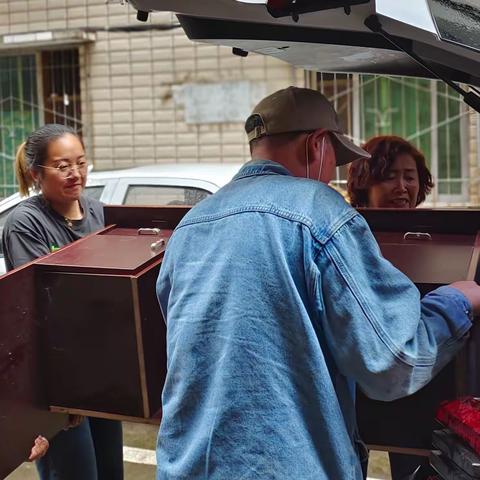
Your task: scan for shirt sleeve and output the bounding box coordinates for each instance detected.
[3,228,51,270]
[313,213,473,401]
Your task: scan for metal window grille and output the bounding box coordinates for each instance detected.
[310,72,475,206]
[0,49,82,200]
[0,54,39,198]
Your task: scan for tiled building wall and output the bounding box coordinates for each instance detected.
[0,0,303,170]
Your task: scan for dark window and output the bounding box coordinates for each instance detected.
[124,185,210,206]
[84,186,105,201]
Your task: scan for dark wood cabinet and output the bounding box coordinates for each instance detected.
[37,234,165,420]
[356,208,480,453]
[0,265,67,478]
[2,205,480,476]
[0,205,189,478]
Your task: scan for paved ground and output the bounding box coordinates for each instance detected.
[6,423,392,480]
[369,450,391,479]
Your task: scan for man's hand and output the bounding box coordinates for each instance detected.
[448,281,480,315]
[28,435,49,461]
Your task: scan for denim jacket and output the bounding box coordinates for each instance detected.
[156,160,472,480]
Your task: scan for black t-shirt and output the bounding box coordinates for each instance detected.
[2,194,105,271]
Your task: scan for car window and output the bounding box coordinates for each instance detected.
[84,185,105,201]
[124,185,210,206]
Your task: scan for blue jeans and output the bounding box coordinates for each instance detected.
[36,418,123,480]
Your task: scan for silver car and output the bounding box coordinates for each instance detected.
[0,162,243,275]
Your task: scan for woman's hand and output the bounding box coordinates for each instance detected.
[28,435,49,461]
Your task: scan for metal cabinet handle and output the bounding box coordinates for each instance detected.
[150,238,166,254]
[403,232,432,241]
[138,228,161,235]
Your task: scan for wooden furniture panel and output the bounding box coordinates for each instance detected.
[104,205,190,230]
[375,232,476,285]
[41,273,145,418]
[0,266,67,478]
[37,226,168,421]
[137,263,167,420]
[0,206,183,477]
[356,208,480,453]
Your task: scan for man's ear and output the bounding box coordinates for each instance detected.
[310,129,329,151]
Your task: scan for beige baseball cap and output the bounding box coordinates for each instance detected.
[245,86,370,166]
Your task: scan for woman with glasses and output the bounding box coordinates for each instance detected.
[2,124,123,480]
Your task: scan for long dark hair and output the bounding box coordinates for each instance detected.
[15,124,81,196]
[347,135,434,207]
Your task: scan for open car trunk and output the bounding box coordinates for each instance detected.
[128,0,480,88]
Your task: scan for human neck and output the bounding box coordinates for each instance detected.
[48,198,83,221]
[252,142,305,178]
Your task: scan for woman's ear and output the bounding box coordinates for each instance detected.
[30,169,41,189]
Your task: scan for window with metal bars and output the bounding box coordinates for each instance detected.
[0,54,39,199]
[0,48,81,199]
[41,49,82,132]
[313,72,470,204]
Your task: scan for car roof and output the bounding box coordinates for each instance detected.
[88,162,244,187]
[0,163,245,211]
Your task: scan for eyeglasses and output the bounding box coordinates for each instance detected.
[39,161,89,178]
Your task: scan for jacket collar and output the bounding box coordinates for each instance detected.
[232,159,293,182]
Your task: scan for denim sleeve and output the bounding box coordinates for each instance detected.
[314,214,472,401]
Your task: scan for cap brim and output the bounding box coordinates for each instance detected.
[331,132,371,166]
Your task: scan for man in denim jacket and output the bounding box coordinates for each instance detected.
[156,87,480,479]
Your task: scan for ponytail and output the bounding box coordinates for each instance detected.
[15,142,34,197]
